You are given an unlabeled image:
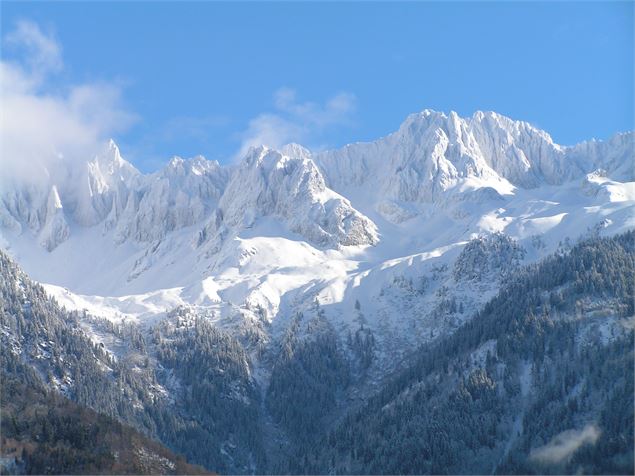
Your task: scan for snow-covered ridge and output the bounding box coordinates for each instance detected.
[1,139,378,251]
[1,108,633,388]
[1,109,631,253]
[216,146,377,248]
[314,110,633,219]
[0,108,633,307]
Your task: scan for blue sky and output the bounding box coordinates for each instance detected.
[1,1,632,171]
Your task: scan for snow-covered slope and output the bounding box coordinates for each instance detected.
[1,109,633,381]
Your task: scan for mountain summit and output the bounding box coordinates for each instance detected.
[0,107,630,300]
[1,109,631,255]
[316,110,632,212]
[1,109,633,474]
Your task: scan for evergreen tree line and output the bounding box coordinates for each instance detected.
[0,253,265,473]
[1,230,633,474]
[300,231,634,474]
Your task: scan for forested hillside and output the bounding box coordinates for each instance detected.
[0,376,208,475]
[0,251,264,473]
[304,231,634,474]
[1,232,633,474]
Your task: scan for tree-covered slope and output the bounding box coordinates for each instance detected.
[305,231,634,475]
[2,231,634,475]
[0,250,265,473]
[0,376,208,475]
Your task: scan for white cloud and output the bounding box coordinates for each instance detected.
[529,424,601,465]
[237,87,356,159]
[0,20,136,187]
[5,20,62,77]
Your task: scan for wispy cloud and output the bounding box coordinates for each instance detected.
[0,20,136,186]
[159,114,230,144]
[236,87,356,159]
[529,424,601,465]
[5,20,62,77]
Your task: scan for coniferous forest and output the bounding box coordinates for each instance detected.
[1,232,634,474]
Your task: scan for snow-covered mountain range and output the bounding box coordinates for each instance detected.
[1,109,633,378]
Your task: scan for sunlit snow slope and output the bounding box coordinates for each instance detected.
[2,109,633,374]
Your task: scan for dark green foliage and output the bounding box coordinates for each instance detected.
[308,231,634,474]
[267,314,350,442]
[2,231,633,475]
[453,232,526,281]
[498,338,634,475]
[347,300,376,374]
[154,311,265,472]
[0,253,145,424]
[348,325,376,372]
[0,251,263,474]
[0,375,207,475]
